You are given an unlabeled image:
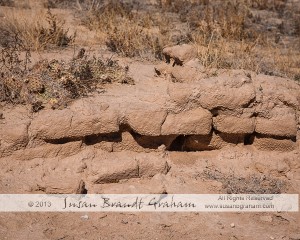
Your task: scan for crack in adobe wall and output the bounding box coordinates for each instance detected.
[45,137,83,144]
[38,130,278,152]
[84,132,122,146]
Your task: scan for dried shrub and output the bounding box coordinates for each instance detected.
[0,47,134,110]
[45,0,103,10]
[37,9,75,48]
[201,168,286,194]
[0,0,14,6]
[0,8,75,50]
[250,0,288,12]
[45,0,75,9]
[0,32,31,103]
[83,1,168,59]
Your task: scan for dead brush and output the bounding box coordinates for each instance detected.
[0,8,75,50]
[172,0,299,79]
[0,0,14,6]
[195,35,262,72]
[0,32,31,104]
[82,1,168,59]
[250,0,287,12]
[45,0,105,11]
[201,168,286,194]
[106,21,164,58]
[37,9,75,49]
[0,46,134,111]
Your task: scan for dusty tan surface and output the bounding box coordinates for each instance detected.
[1,211,300,240]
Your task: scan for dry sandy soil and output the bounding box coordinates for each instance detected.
[0,1,300,239]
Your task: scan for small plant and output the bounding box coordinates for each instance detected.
[0,32,30,74]
[201,168,286,194]
[294,74,300,82]
[37,9,75,48]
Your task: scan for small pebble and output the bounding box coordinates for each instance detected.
[230,223,235,228]
[81,214,89,220]
[260,215,273,222]
[121,220,128,224]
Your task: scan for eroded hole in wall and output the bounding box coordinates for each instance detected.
[132,133,178,150]
[45,137,83,144]
[84,132,122,145]
[244,134,254,145]
[168,135,186,151]
[169,132,253,152]
[210,107,230,117]
[183,134,215,151]
[76,180,88,194]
